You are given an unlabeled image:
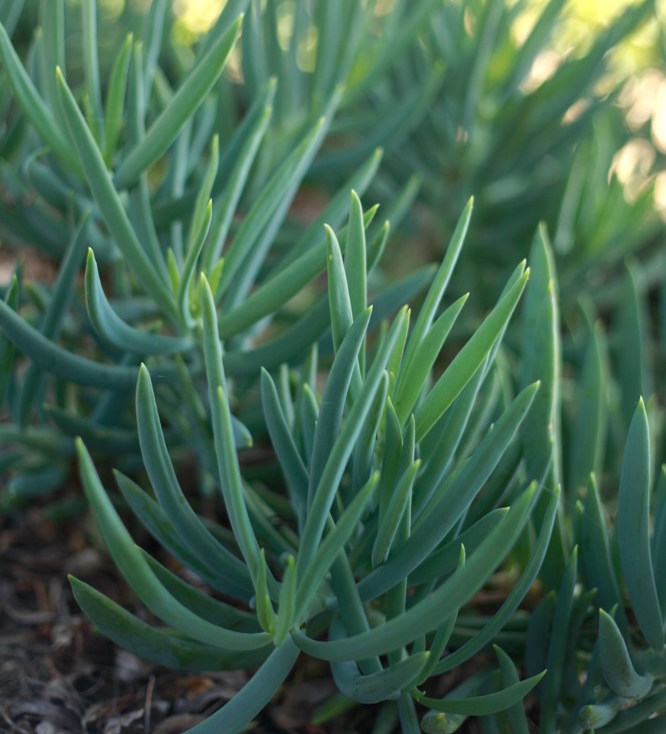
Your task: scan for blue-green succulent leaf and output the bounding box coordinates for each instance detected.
[260,368,308,521]
[76,439,270,651]
[182,637,299,734]
[617,398,663,650]
[18,211,89,424]
[576,475,625,625]
[539,547,578,734]
[296,471,378,622]
[294,482,537,661]
[69,576,267,671]
[599,609,653,699]
[200,276,263,585]
[494,646,531,734]
[307,307,372,507]
[568,320,607,496]
[113,470,249,599]
[332,646,429,704]
[274,555,297,645]
[299,307,407,560]
[114,17,242,187]
[136,364,252,594]
[55,67,178,322]
[415,267,528,441]
[402,197,472,377]
[371,460,420,568]
[85,250,190,355]
[0,22,78,168]
[103,32,133,162]
[394,293,468,424]
[216,117,328,300]
[0,296,143,388]
[360,382,539,602]
[413,669,546,715]
[434,485,559,674]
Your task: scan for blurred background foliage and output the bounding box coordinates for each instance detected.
[119,0,665,314]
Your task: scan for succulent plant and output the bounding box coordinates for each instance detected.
[0,1,428,506]
[522,398,666,734]
[315,0,662,310]
[515,222,666,733]
[70,199,563,733]
[1,2,665,732]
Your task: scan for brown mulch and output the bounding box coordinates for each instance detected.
[0,501,352,734]
[0,496,487,734]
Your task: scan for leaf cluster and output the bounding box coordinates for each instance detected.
[0,2,665,733]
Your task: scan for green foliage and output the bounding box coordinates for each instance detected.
[0,1,665,732]
[72,205,551,732]
[0,0,406,506]
[324,0,662,304]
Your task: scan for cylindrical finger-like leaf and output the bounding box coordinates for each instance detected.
[371,461,420,568]
[76,439,270,651]
[182,638,299,734]
[114,16,242,187]
[136,365,252,594]
[70,576,267,671]
[576,474,625,627]
[332,649,430,704]
[294,482,540,661]
[402,197,472,376]
[55,67,178,323]
[0,23,78,168]
[360,382,539,602]
[520,225,565,588]
[326,224,355,353]
[617,398,663,650]
[85,250,190,355]
[307,308,371,507]
[413,669,546,715]
[415,266,528,441]
[0,296,142,388]
[103,32,132,162]
[598,609,653,699]
[17,212,89,424]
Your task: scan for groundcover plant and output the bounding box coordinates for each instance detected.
[0,1,665,733]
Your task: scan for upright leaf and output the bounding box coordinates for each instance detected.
[617,398,663,650]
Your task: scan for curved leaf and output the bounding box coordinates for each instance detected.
[394,293,468,425]
[299,307,407,561]
[307,307,372,506]
[332,649,430,704]
[76,439,270,651]
[0,296,142,388]
[183,638,299,734]
[360,382,539,601]
[85,249,190,355]
[0,22,78,168]
[598,609,653,699]
[293,482,537,661]
[70,576,267,671]
[414,669,546,715]
[433,485,559,674]
[136,364,253,595]
[55,67,178,323]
